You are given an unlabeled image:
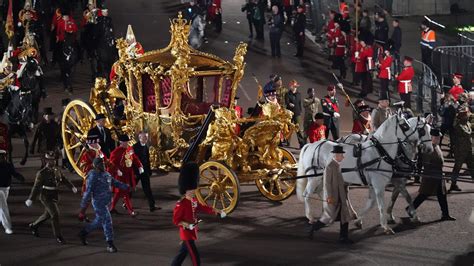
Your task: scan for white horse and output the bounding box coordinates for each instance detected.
[296,114,433,234]
[189,14,206,49]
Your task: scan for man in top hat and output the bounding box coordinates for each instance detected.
[411,129,456,221]
[286,80,306,148]
[87,114,115,157]
[449,73,465,101]
[420,20,436,67]
[0,149,25,235]
[352,105,372,134]
[306,113,326,143]
[132,132,159,212]
[31,107,61,166]
[449,106,474,192]
[172,162,225,266]
[377,47,393,100]
[396,56,415,109]
[322,85,340,140]
[25,151,78,244]
[108,134,143,217]
[308,145,353,244]
[371,94,393,132]
[79,157,129,253]
[125,25,144,58]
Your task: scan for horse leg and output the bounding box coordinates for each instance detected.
[20,132,29,166]
[345,185,358,220]
[354,186,376,229]
[398,179,419,223]
[387,179,401,224]
[373,184,394,235]
[304,177,322,223]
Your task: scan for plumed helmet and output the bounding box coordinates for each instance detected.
[178,162,200,195]
[126,24,136,43]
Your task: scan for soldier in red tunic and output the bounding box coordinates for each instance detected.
[354,39,373,98]
[448,73,465,101]
[56,14,78,43]
[377,48,393,100]
[352,105,372,134]
[108,135,143,217]
[171,162,225,266]
[396,56,415,109]
[330,22,347,79]
[306,113,326,143]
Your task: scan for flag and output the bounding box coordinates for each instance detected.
[5,0,14,40]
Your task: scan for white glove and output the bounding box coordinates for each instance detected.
[138,167,144,174]
[336,83,343,89]
[117,170,123,176]
[188,224,195,230]
[220,211,227,218]
[333,112,340,119]
[25,199,32,207]
[72,187,78,194]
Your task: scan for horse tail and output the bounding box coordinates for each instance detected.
[296,145,309,202]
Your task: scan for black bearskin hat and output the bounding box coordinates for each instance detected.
[178,162,200,195]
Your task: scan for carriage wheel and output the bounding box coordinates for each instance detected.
[196,161,240,215]
[61,100,97,178]
[255,148,297,201]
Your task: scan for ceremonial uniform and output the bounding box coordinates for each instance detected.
[352,117,371,134]
[322,94,340,140]
[449,85,464,102]
[27,164,75,240]
[80,170,128,243]
[354,44,374,96]
[303,96,321,133]
[306,123,326,143]
[56,16,78,43]
[108,145,143,215]
[378,53,392,100]
[87,124,115,157]
[331,29,346,79]
[451,115,474,188]
[0,155,25,234]
[79,149,106,189]
[396,64,414,109]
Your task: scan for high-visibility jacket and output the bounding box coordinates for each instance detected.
[396,66,414,94]
[378,55,393,79]
[339,3,349,19]
[420,29,436,50]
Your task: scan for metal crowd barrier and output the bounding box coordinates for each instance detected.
[432,45,474,91]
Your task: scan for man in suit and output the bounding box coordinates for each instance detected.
[87,114,115,157]
[132,132,159,212]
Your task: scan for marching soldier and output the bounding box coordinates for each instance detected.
[87,113,115,157]
[448,73,465,101]
[108,135,143,217]
[25,152,78,244]
[55,13,78,44]
[31,108,61,167]
[449,106,474,192]
[371,94,393,131]
[322,85,340,140]
[125,25,144,58]
[79,157,129,253]
[396,56,415,109]
[308,145,353,244]
[354,39,373,98]
[412,129,456,221]
[286,80,306,148]
[303,87,321,140]
[377,47,393,100]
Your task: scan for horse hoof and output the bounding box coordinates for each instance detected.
[354,220,363,230]
[384,228,395,235]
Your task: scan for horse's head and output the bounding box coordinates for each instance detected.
[403,116,433,154]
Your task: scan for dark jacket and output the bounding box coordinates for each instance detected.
[269,13,284,34]
[374,19,389,44]
[31,120,61,153]
[0,161,24,187]
[286,90,302,116]
[293,12,306,34]
[390,26,402,51]
[133,142,151,177]
[241,2,256,20]
[420,145,446,196]
[87,126,115,157]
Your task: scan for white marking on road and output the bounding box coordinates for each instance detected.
[238,83,252,101]
[236,21,241,24]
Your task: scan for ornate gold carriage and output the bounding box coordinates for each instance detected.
[61,13,297,214]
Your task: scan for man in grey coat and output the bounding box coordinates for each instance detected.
[308,145,353,244]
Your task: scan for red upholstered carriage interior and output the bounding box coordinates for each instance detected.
[142,74,156,113]
[160,76,172,108]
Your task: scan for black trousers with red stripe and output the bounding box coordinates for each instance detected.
[172,240,200,266]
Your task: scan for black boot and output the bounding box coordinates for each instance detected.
[79,229,88,245]
[338,223,353,244]
[307,221,325,240]
[449,182,461,192]
[107,241,117,253]
[56,235,66,244]
[29,223,39,237]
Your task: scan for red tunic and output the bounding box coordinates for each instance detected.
[56,17,78,42]
[108,146,143,192]
[378,55,392,79]
[352,119,371,134]
[339,2,349,19]
[307,123,326,143]
[332,30,346,56]
[51,8,62,31]
[448,85,464,101]
[354,46,366,73]
[396,66,415,94]
[79,149,107,192]
[173,197,216,240]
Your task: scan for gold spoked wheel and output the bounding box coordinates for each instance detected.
[196,161,240,214]
[255,148,297,201]
[61,100,97,177]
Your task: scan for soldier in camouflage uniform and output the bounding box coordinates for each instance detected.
[303,88,321,139]
[449,106,474,192]
[79,157,129,253]
[25,152,78,244]
[272,75,288,109]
